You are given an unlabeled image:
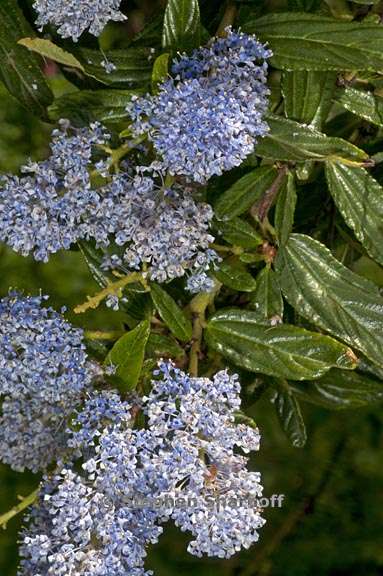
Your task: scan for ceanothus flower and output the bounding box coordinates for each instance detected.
[186,271,216,294]
[19,363,265,571]
[0,119,217,292]
[127,29,272,183]
[144,362,265,558]
[98,172,219,285]
[0,121,109,262]
[0,292,92,472]
[18,468,162,576]
[33,0,126,42]
[18,391,163,576]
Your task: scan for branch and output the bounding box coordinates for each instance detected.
[84,330,124,341]
[188,282,221,376]
[0,489,39,530]
[251,165,288,222]
[217,1,238,36]
[74,272,146,314]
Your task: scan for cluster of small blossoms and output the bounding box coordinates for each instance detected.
[127,29,272,183]
[98,172,219,287]
[0,121,217,293]
[145,362,265,558]
[33,0,126,42]
[0,121,109,262]
[19,363,264,572]
[0,292,92,472]
[19,391,164,576]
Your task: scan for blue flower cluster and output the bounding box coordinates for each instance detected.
[19,392,163,576]
[19,363,265,573]
[98,173,218,285]
[0,292,92,472]
[0,123,217,292]
[145,362,265,558]
[128,29,271,183]
[0,121,108,262]
[33,0,126,41]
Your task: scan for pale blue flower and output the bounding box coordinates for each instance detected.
[128,29,271,183]
[0,292,92,472]
[33,0,126,41]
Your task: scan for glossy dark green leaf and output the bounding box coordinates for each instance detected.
[206,309,357,380]
[104,320,150,392]
[214,166,277,221]
[151,284,192,341]
[282,71,336,129]
[325,162,383,266]
[215,261,257,292]
[290,369,383,410]
[146,333,185,359]
[162,0,201,51]
[336,86,383,127]
[0,0,53,118]
[276,234,383,368]
[249,266,284,324]
[73,47,154,88]
[257,114,368,163]
[274,386,307,447]
[275,171,297,246]
[49,90,137,125]
[245,13,383,71]
[216,218,262,248]
[123,293,153,325]
[78,241,109,288]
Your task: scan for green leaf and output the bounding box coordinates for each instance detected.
[214,166,278,221]
[146,333,185,359]
[275,234,383,368]
[151,284,192,341]
[257,114,368,163]
[336,86,383,127]
[122,293,153,326]
[0,0,53,118]
[325,162,383,266]
[249,266,284,324]
[74,47,154,88]
[162,0,201,51]
[274,386,307,447]
[18,37,85,71]
[275,171,297,246]
[216,218,262,248]
[282,71,336,129]
[244,13,383,71]
[78,241,110,288]
[152,53,170,90]
[290,369,383,410]
[214,261,257,292]
[49,89,137,125]
[206,309,357,380]
[104,320,150,392]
